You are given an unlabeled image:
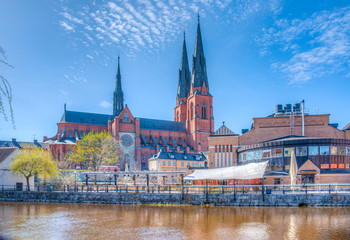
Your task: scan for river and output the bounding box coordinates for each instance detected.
[0,202,349,239]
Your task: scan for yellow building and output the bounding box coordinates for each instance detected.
[148,150,207,172]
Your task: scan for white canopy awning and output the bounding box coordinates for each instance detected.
[184,161,269,180]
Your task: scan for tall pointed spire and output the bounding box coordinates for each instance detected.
[191,13,209,90]
[177,31,191,100]
[113,55,124,116]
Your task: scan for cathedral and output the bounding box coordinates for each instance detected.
[44,17,214,170]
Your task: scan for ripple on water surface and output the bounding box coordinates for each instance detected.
[0,203,349,240]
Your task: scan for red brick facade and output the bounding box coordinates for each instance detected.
[44,19,214,171]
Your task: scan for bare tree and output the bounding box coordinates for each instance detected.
[0,46,14,128]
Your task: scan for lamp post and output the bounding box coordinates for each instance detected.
[74,171,77,192]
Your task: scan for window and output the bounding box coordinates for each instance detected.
[196,163,198,167]
[308,146,319,156]
[262,150,271,159]
[320,146,329,155]
[173,161,176,166]
[339,147,346,156]
[201,102,206,119]
[68,150,73,156]
[191,102,194,120]
[346,147,350,156]
[177,111,180,121]
[331,146,337,155]
[163,161,166,166]
[192,162,194,167]
[272,148,283,158]
[181,162,184,167]
[69,131,73,138]
[254,151,261,159]
[321,164,329,169]
[284,148,293,157]
[80,131,84,138]
[296,147,307,156]
[247,152,254,160]
[274,178,281,185]
[124,113,129,122]
[168,161,171,166]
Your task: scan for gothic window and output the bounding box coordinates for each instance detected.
[80,131,84,138]
[190,102,194,120]
[177,111,180,121]
[124,113,129,122]
[69,131,73,138]
[202,101,206,119]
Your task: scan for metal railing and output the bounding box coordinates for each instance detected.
[1,183,350,195]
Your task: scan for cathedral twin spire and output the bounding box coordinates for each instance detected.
[177,14,209,102]
[177,32,191,99]
[113,56,124,116]
[114,16,207,116]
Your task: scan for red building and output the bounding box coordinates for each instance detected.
[44,17,214,171]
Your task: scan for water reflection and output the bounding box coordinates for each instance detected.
[0,203,349,239]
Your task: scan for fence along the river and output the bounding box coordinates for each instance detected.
[2,183,350,195]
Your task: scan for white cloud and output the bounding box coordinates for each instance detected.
[86,54,93,59]
[59,21,74,31]
[256,6,350,84]
[58,0,281,57]
[99,101,112,108]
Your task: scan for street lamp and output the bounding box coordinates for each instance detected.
[74,171,77,192]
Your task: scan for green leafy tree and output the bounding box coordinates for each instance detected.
[68,131,120,171]
[11,148,59,191]
[0,46,14,128]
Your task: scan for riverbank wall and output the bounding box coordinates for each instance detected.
[1,191,350,207]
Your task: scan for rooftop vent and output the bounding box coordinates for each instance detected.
[284,104,292,112]
[275,104,283,114]
[293,103,301,113]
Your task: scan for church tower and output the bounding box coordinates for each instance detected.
[174,32,191,122]
[113,56,124,116]
[186,15,214,152]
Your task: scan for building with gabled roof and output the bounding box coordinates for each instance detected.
[44,16,214,171]
[0,147,35,189]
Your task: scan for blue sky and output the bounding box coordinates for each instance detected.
[1,0,349,141]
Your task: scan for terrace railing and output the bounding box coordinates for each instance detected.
[1,183,350,195]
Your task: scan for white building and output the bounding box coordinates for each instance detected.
[0,147,34,190]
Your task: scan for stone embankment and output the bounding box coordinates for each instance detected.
[1,191,350,207]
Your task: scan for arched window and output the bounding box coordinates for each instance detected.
[190,102,194,120]
[69,131,73,138]
[177,111,180,121]
[80,131,84,138]
[202,102,206,119]
[124,113,129,122]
